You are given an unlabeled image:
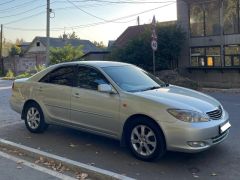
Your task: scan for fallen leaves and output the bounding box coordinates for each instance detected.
[76,172,88,180]
[69,143,77,148]
[16,165,22,169]
[211,172,217,176]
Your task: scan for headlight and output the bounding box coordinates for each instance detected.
[167,109,210,122]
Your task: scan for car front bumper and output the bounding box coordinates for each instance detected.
[161,110,230,153]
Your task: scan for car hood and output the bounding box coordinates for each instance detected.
[134,85,220,113]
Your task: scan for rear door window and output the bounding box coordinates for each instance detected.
[40,66,75,86]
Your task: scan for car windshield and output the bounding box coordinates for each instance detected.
[102,65,166,92]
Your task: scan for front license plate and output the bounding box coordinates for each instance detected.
[220,122,231,134]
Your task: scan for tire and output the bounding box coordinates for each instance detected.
[126,117,166,161]
[23,102,48,133]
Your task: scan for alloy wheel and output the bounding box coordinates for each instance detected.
[130,125,157,156]
[26,107,40,130]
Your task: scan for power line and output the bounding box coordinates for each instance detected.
[0,0,109,19]
[4,11,45,25]
[0,0,40,12]
[65,2,176,28]
[5,2,175,30]
[66,0,107,21]
[0,5,47,19]
[66,0,165,23]
[71,0,175,4]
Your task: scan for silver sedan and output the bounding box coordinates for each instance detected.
[10,61,231,161]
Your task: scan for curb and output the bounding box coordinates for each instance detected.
[0,139,135,180]
[201,88,240,93]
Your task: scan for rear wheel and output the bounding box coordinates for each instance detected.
[126,118,166,161]
[23,102,48,133]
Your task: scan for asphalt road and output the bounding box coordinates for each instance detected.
[0,80,20,127]
[0,80,240,180]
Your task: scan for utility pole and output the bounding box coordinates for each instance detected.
[46,0,50,66]
[0,24,3,75]
[137,16,140,26]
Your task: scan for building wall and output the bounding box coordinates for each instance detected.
[82,53,110,61]
[177,0,190,70]
[177,0,240,88]
[28,40,46,53]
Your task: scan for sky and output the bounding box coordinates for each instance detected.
[1,0,177,45]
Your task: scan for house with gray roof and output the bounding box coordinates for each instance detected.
[22,36,100,67]
[26,36,99,55]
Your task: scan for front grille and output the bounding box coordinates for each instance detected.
[212,130,228,144]
[207,106,223,120]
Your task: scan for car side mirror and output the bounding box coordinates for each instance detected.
[98,84,114,93]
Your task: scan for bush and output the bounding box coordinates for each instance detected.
[156,70,200,90]
[110,24,186,71]
[15,72,31,79]
[3,69,15,80]
[35,65,46,72]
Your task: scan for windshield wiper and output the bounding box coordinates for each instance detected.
[140,86,161,92]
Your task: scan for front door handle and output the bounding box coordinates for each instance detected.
[73,93,80,98]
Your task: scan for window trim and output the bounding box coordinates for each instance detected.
[223,0,240,35]
[75,64,118,93]
[189,0,221,38]
[39,65,76,87]
[190,46,222,67]
[224,45,240,67]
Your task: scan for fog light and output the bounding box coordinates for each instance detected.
[188,141,207,148]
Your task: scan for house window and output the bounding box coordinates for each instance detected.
[206,47,221,66]
[224,45,240,66]
[190,47,205,66]
[223,0,239,34]
[190,47,221,67]
[36,42,40,47]
[190,3,204,37]
[189,1,220,37]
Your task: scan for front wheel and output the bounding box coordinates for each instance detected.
[23,102,48,133]
[126,119,166,161]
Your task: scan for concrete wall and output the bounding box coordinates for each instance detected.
[187,69,240,88]
[3,56,36,74]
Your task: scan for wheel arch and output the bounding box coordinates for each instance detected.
[21,99,41,119]
[120,114,166,147]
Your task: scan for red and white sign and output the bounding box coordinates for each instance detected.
[151,40,157,51]
[151,16,157,51]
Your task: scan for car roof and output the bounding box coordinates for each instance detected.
[29,61,132,82]
[60,61,131,68]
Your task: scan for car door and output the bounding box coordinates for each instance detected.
[35,65,75,123]
[70,65,120,137]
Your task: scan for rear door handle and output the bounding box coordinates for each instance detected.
[73,93,80,98]
[38,87,43,92]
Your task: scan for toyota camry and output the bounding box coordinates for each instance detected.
[10,61,231,161]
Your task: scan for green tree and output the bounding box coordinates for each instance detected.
[58,31,80,39]
[93,41,106,49]
[2,40,13,57]
[110,24,186,71]
[50,44,84,64]
[9,45,21,56]
[15,38,24,45]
